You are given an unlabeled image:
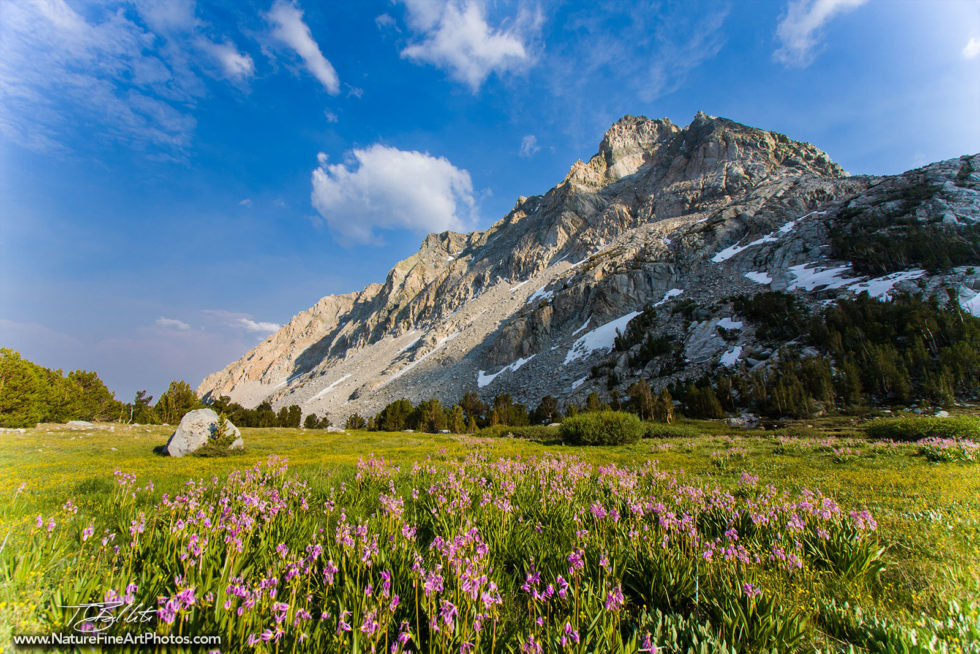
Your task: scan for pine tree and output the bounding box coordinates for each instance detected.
[446,405,466,433]
[376,399,413,432]
[584,392,607,413]
[155,381,201,425]
[531,395,560,424]
[626,380,654,420]
[130,390,156,424]
[0,349,47,428]
[654,388,674,424]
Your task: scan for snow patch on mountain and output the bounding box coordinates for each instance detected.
[847,269,926,300]
[960,288,980,317]
[745,271,772,284]
[717,317,743,330]
[653,289,684,307]
[564,311,642,365]
[713,211,826,263]
[527,286,554,304]
[307,374,352,403]
[787,264,862,291]
[387,332,460,383]
[720,346,743,367]
[477,355,535,388]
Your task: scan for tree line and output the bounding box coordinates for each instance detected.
[0,349,203,428]
[5,289,974,430]
[208,396,332,430]
[345,386,674,434]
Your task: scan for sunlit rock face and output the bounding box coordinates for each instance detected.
[198,113,980,423]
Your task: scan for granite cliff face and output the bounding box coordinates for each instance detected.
[198,113,980,420]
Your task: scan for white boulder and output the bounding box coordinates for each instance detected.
[164,409,242,457]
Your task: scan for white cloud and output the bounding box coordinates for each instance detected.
[774,0,868,67]
[239,198,253,207]
[238,318,280,334]
[311,144,476,244]
[267,0,340,93]
[131,0,199,33]
[964,37,980,60]
[324,110,339,123]
[0,0,256,153]
[519,134,539,158]
[376,13,397,30]
[156,317,191,330]
[398,0,533,90]
[202,40,255,79]
[203,309,280,335]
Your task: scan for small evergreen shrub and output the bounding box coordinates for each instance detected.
[559,411,643,446]
[864,415,980,442]
[194,414,242,457]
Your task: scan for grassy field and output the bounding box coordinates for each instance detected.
[0,418,978,652]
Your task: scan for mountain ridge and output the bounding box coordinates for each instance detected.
[199,113,980,421]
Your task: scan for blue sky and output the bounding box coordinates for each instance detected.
[1,0,978,402]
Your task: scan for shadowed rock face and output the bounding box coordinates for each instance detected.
[198,113,980,422]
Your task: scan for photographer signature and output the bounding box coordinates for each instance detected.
[60,601,156,633]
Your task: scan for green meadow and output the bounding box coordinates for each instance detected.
[0,418,977,652]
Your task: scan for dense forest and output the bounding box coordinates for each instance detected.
[659,291,980,419]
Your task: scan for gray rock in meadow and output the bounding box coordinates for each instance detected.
[164,409,242,457]
[66,420,93,430]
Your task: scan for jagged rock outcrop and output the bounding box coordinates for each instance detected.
[198,113,980,422]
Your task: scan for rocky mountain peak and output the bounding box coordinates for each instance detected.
[597,115,679,179]
[199,113,980,423]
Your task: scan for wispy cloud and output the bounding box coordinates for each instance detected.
[519,134,539,158]
[239,198,253,207]
[311,145,476,244]
[774,0,868,67]
[397,0,537,90]
[0,0,256,153]
[375,13,397,30]
[156,317,191,330]
[131,0,199,33]
[239,318,280,334]
[203,310,280,335]
[535,1,727,142]
[201,39,255,79]
[267,0,340,93]
[964,37,980,60]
